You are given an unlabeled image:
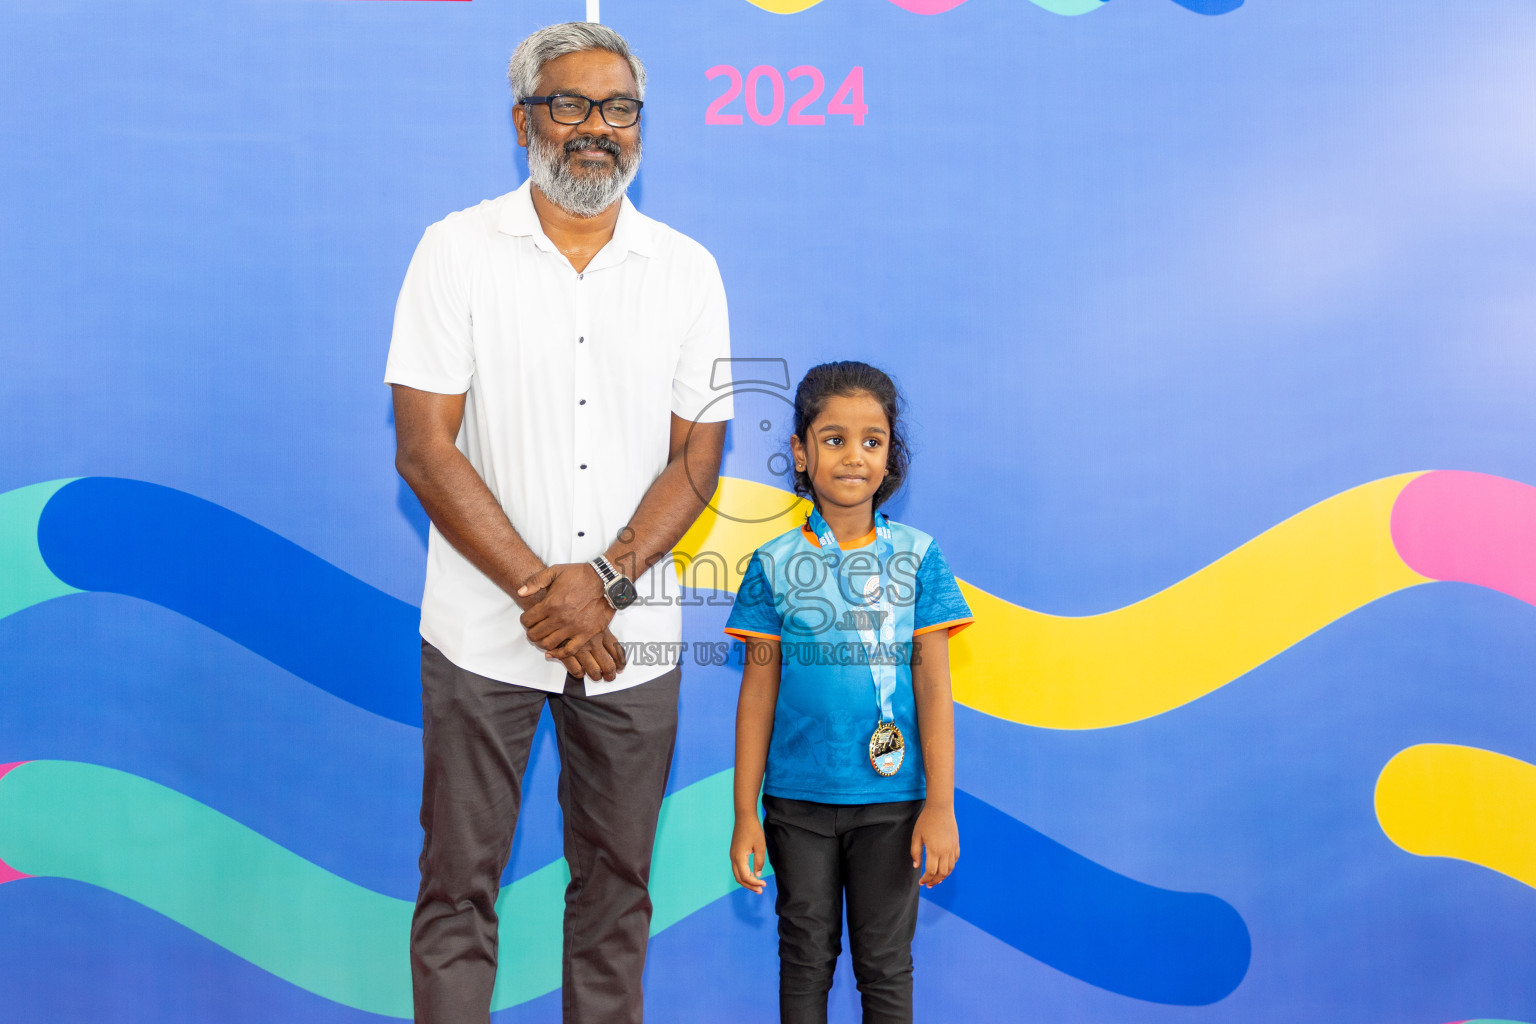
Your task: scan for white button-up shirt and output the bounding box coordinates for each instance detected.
[385,180,733,694]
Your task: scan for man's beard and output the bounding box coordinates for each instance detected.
[526,121,641,218]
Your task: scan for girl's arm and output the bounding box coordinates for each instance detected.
[730,636,781,894]
[910,628,960,887]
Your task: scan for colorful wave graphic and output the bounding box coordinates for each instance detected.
[7,469,1535,1010]
[26,477,421,726]
[0,477,1250,1007]
[0,759,738,1016]
[1377,744,1536,892]
[0,757,1246,1011]
[928,790,1248,1005]
[742,0,1243,18]
[8,471,1536,732]
[949,474,1427,728]
[679,470,1536,729]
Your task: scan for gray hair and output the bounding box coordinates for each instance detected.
[507,22,646,104]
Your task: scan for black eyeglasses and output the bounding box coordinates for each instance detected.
[522,94,643,128]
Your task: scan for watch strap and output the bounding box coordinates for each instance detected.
[589,555,619,586]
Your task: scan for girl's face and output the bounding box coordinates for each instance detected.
[790,391,891,513]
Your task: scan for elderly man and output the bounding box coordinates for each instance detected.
[385,22,732,1024]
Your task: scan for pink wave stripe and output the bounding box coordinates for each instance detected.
[1392,471,1536,607]
[886,0,972,12]
[0,762,32,883]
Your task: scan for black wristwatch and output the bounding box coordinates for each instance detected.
[589,555,638,611]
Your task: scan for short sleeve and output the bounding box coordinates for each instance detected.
[912,541,974,637]
[724,551,781,640]
[384,220,475,395]
[670,250,733,423]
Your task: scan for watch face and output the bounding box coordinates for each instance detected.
[609,578,639,610]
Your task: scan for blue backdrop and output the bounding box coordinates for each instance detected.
[3,1,1535,1021]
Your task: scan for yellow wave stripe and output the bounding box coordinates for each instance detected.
[746,0,825,10]
[952,474,1430,728]
[679,474,1429,730]
[1376,744,1536,890]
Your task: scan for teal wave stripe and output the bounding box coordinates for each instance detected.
[1034,0,1105,14]
[0,479,79,620]
[0,760,741,1017]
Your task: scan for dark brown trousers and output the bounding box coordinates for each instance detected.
[411,640,681,1024]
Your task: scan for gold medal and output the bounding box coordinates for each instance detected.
[869,721,905,777]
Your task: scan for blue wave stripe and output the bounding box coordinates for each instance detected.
[1173,0,1244,13]
[924,790,1251,1005]
[1112,0,1243,13]
[1169,0,1244,13]
[36,478,422,727]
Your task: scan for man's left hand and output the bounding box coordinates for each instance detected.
[517,562,616,660]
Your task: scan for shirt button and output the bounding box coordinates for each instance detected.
[579,336,585,344]
[579,399,586,405]
[577,531,585,537]
[580,463,588,469]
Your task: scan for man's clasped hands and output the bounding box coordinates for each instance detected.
[515,561,630,682]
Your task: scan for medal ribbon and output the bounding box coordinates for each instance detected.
[806,507,898,725]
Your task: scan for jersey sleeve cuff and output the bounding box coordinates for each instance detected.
[723,627,780,641]
[913,617,974,638]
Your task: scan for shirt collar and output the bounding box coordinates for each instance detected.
[801,522,878,550]
[497,178,658,261]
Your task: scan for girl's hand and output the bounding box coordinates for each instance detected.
[910,804,960,888]
[730,815,769,894]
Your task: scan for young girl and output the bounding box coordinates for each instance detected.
[726,361,974,1024]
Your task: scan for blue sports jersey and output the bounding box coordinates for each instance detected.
[723,516,974,804]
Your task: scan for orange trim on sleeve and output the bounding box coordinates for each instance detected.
[723,627,781,641]
[913,617,974,638]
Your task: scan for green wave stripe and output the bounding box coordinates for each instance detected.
[1034,0,1105,14]
[0,479,78,620]
[0,760,751,1017]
